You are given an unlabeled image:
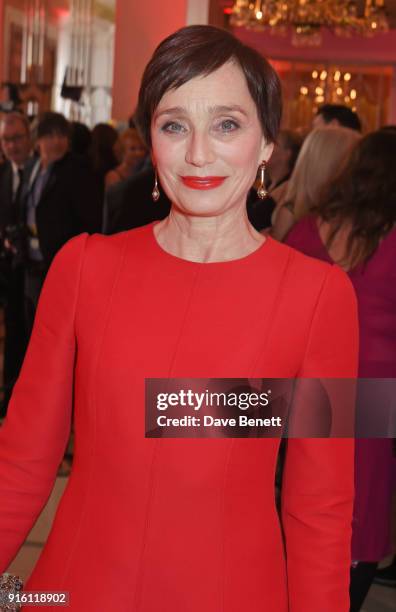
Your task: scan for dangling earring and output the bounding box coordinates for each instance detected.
[257,160,268,200]
[152,171,160,202]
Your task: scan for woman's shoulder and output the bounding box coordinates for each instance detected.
[268,232,329,273]
[267,234,353,299]
[52,225,154,275]
[86,223,154,254]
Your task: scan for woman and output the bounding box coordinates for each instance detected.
[285,130,396,611]
[271,126,360,241]
[105,128,147,189]
[0,26,358,611]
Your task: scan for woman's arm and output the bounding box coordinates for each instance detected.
[0,233,88,571]
[281,265,359,611]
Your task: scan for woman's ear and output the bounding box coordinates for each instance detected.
[260,140,274,165]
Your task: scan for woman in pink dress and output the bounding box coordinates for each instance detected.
[285,129,396,611]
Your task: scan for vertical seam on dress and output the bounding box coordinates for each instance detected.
[296,264,334,376]
[59,233,129,590]
[220,438,234,612]
[167,266,202,377]
[132,265,202,611]
[132,439,159,611]
[249,249,292,375]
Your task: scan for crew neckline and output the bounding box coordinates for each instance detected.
[149,220,273,266]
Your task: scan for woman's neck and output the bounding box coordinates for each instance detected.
[154,207,265,263]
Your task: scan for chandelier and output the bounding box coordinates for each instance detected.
[230,0,390,46]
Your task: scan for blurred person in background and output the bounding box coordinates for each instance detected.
[313,104,362,132]
[69,121,92,160]
[0,83,23,114]
[22,111,102,333]
[271,127,360,241]
[267,129,302,211]
[0,112,33,415]
[105,127,148,189]
[285,130,396,611]
[103,164,170,234]
[90,122,119,201]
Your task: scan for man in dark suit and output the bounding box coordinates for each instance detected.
[22,111,102,332]
[0,112,32,234]
[0,112,33,415]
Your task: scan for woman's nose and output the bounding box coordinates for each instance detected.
[185,131,215,167]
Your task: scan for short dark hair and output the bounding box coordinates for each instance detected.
[317,104,362,132]
[136,25,282,149]
[37,112,70,139]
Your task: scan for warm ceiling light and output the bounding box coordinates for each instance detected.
[344,72,352,81]
[300,86,309,95]
[230,0,389,47]
[350,89,357,99]
[320,70,327,80]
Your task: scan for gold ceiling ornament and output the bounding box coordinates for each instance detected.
[230,0,390,46]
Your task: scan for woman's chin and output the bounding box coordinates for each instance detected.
[172,200,233,218]
[168,189,242,218]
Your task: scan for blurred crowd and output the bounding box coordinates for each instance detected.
[0,103,395,611]
[0,103,395,416]
[0,110,154,413]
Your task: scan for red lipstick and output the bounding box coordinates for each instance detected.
[180,176,227,190]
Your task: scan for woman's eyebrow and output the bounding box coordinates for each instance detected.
[154,106,186,120]
[154,104,248,120]
[208,105,248,116]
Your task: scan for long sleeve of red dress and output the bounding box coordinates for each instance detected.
[281,266,359,611]
[0,226,358,612]
[0,233,88,571]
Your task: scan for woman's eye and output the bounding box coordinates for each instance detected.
[216,119,240,133]
[161,121,187,134]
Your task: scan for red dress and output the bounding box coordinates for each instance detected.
[0,223,358,611]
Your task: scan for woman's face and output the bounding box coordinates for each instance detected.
[151,61,273,218]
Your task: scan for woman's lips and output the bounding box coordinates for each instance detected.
[180,176,227,190]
